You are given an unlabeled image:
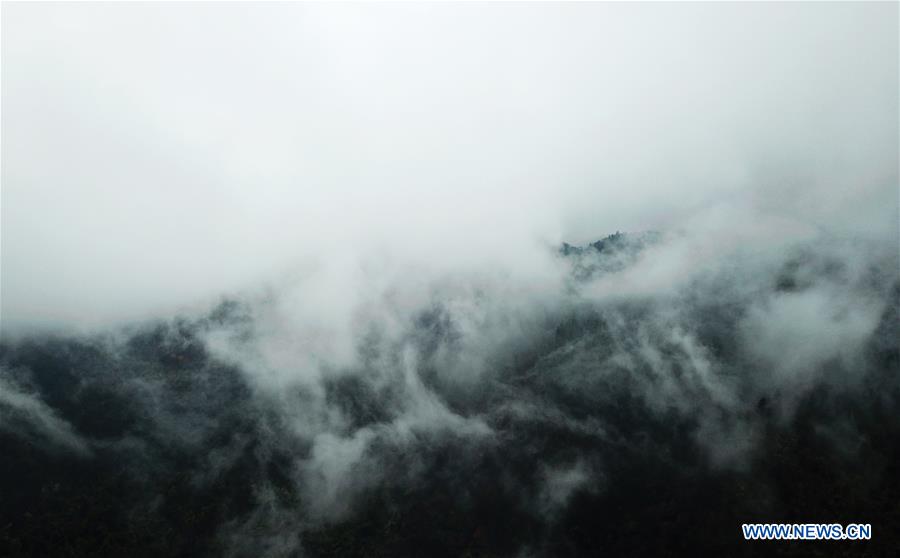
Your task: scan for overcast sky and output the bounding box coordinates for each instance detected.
[2,2,897,329]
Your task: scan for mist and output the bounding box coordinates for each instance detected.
[1,2,898,557]
[3,2,896,328]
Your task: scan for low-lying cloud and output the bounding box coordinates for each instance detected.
[1,2,897,557]
[2,2,896,329]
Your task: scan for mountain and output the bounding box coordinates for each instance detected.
[1,233,898,557]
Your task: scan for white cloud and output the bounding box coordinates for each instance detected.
[1,2,895,329]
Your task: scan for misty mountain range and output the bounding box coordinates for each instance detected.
[2,232,897,557]
[2,5,898,556]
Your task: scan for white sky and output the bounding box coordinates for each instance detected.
[2,2,897,329]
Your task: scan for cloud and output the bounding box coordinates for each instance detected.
[0,370,93,457]
[0,3,897,556]
[2,2,896,329]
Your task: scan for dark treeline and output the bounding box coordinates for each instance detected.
[1,234,898,557]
